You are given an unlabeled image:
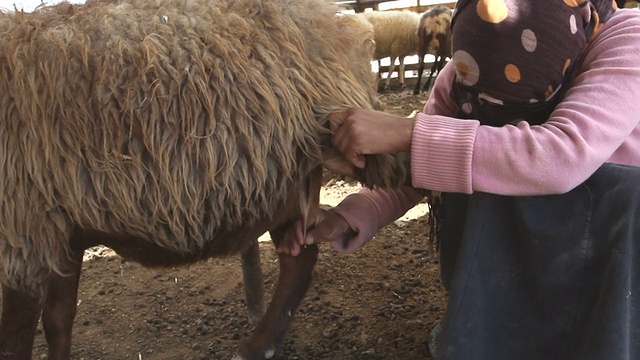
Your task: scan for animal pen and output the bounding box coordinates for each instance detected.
[339,0,457,91]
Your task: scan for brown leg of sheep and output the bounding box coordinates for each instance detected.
[235,168,322,360]
[0,285,44,360]
[398,59,406,90]
[42,246,85,360]
[414,43,427,95]
[422,56,445,93]
[235,231,319,360]
[241,238,266,325]
[384,56,398,92]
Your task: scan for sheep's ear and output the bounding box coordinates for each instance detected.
[321,148,358,179]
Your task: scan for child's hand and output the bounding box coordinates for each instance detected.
[277,207,354,256]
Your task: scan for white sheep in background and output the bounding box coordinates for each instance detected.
[339,12,376,59]
[361,9,421,91]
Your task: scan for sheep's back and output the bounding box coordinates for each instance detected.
[362,10,421,60]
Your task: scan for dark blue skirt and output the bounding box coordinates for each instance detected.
[435,163,640,360]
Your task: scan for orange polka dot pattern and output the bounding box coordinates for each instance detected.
[449,0,596,126]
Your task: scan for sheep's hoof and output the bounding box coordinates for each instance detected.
[232,351,275,360]
[236,338,277,360]
[232,349,276,360]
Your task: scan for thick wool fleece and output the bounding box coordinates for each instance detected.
[0,0,406,293]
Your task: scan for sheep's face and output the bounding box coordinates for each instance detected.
[419,7,453,55]
[423,32,440,55]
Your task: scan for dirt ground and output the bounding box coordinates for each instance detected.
[24,90,449,359]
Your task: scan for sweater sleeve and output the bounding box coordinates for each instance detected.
[410,62,479,193]
[330,186,424,253]
[411,10,640,195]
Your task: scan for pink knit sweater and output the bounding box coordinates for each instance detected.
[330,9,640,253]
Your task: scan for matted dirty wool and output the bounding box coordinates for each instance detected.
[0,0,388,292]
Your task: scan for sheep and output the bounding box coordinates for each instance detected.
[0,0,409,359]
[413,5,453,95]
[361,9,422,91]
[339,11,376,59]
[617,0,640,7]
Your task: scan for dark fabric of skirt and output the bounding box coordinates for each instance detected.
[435,163,640,360]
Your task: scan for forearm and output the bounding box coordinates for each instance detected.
[331,186,424,253]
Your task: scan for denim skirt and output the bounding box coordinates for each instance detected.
[435,163,640,360]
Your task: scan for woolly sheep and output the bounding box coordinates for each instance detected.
[362,9,421,91]
[616,0,640,8]
[339,12,376,59]
[414,5,453,95]
[0,0,408,359]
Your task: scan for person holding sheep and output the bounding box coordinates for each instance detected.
[281,0,640,359]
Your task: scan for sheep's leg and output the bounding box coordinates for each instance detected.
[0,285,44,360]
[413,53,426,95]
[235,231,318,360]
[235,167,322,360]
[422,56,442,93]
[423,59,438,92]
[398,57,406,89]
[42,246,85,360]
[240,238,266,325]
[385,56,398,91]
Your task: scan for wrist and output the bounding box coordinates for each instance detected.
[395,117,415,153]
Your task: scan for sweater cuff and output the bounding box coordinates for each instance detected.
[330,187,424,253]
[331,193,380,253]
[410,113,479,194]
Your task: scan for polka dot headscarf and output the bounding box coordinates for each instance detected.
[450,0,614,126]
